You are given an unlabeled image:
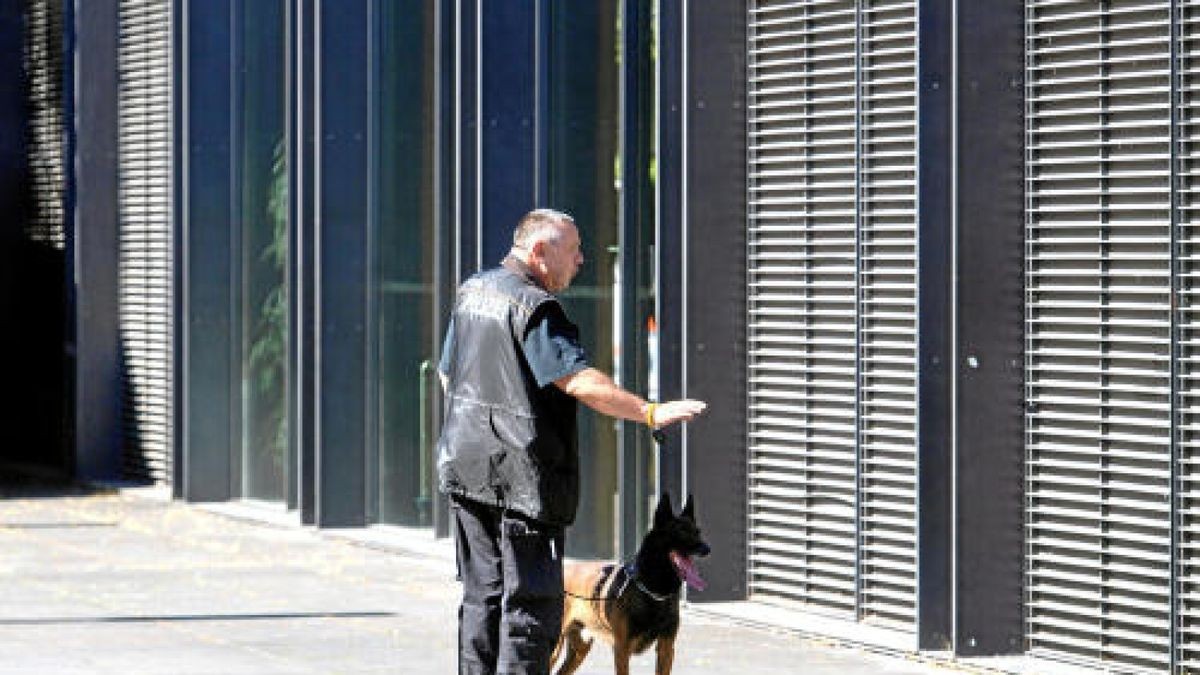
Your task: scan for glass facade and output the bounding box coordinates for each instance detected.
[375,3,438,526]
[167,1,658,546]
[236,0,289,502]
[547,0,621,558]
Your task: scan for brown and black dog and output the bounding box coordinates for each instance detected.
[551,493,710,675]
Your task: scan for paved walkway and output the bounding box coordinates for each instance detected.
[0,481,978,674]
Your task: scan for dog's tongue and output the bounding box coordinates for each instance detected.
[670,551,707,591]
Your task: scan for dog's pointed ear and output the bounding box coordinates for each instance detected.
[681,494,695,521]
[654,492,674,528]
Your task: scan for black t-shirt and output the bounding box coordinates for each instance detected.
[438,301,589,388]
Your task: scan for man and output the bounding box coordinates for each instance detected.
[436,208,707,674]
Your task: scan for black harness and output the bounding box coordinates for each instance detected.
[563,561,678,604]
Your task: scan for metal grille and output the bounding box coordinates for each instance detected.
[1177,4,1200,672]
[117,0,173,483]
[23,0,65,248]
[1026,1,1175,671]
[746,0,918,632]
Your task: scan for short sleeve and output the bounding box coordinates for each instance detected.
[437,319,454,377]
[522,303,589,388]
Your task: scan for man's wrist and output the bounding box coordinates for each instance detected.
[643,401,658,428]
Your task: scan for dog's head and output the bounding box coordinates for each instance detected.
[648,493,711,591]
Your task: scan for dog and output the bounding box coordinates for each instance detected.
[551,493,710,675]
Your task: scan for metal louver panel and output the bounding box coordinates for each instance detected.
[746,0,918,633]
[1178,4,1200,672]
[23,0,65,247]
[117,0,173,483]
[1026,1,1174,671]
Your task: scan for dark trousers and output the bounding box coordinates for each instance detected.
[451,496,565,675]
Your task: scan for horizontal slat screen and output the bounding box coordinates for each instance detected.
[23,0,65,248]
[1026,1,1176,671]
[746,0,918,634]
[117,0,173,483]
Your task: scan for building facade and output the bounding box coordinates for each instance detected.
[15,1,1200,673]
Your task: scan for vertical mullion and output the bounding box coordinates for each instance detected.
[1023,0,1034,652]
[284,0,298,511]
[229,1,244,498]
[1171,2,1182,671]
[364,0,379,524]
[1098,4,1110,655]
[431,0,454,538]
[853,0,865,623]
[474,0,482,273]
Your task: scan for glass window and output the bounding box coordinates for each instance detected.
[375,3,438,526]
[548,0,621,558]
[237,0,289,502]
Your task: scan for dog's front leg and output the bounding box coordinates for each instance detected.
[655,637,675,674]
[613,642,633,675]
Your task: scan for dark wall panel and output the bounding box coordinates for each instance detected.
[917,0,954,651]
[954,0,1026,656]
[179,0,234,501]
[315,0,369,526]
[684,0,747,603]
[74,0,122,482]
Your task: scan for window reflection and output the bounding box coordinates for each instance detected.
[548,0,620,558]
[376,3,437,526]
[238,0,289,502]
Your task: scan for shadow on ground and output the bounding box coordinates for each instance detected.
[0,464,122,500]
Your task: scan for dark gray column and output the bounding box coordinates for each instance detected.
[431,0,456,538]
[916,0,955,651]
[681,0,748,603]
[178,0,235,501]
[72,0,122,482]
[293,0,316,523]
[655,0,684,503]
[953,0,1026,656]
[313,0,369,527]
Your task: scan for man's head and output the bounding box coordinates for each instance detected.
[511,209,583,293]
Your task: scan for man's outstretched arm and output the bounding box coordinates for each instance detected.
[554,367,707,428]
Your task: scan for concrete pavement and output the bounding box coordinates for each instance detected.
[0,480,985,674]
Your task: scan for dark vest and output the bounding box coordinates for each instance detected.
[436,262,580,525]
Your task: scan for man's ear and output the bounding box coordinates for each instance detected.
[681,494,695,522]
[654,493,674,529]
[528,239,548,263]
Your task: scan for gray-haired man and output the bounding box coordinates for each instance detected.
[437,209,706,674]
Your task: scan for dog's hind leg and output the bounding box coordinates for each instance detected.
[552,623,593,675]
[654,637,675,674]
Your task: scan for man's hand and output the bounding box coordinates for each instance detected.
[555,367,708,429]
[647,399,708,429]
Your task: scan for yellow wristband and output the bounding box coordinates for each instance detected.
[645,402,658,428]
